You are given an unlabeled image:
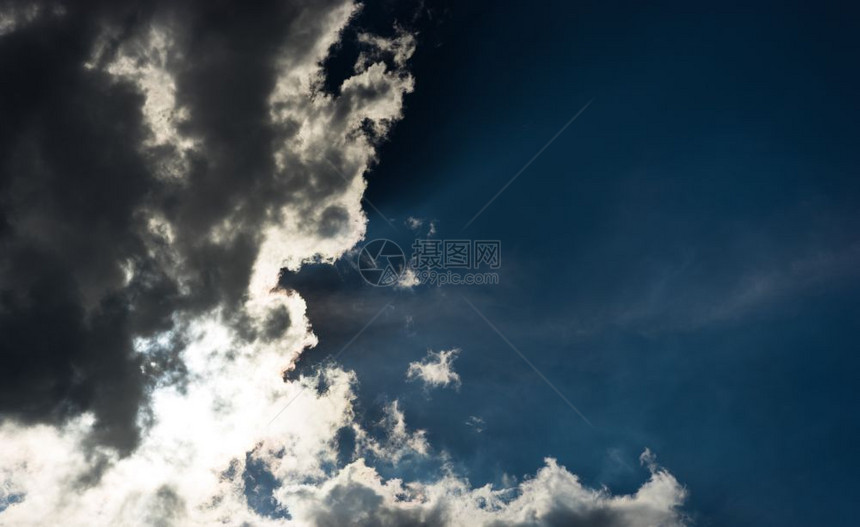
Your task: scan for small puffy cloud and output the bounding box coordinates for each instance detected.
[407,348,462,390]
[395,267,421,289]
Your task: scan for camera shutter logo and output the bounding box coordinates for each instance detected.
[358,239,405,287]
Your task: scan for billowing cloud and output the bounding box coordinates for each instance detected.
[283,451,688,527]
[407,348,462,390]
[0,1,689,525]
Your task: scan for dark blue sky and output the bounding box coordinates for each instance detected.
[288,2,860,526]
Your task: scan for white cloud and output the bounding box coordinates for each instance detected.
[281,452,688,527]
[395,267,421,289]
[250,3,415,291]
[407,348,462,390]
[353,400,430,465]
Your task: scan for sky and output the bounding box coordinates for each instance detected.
[1,1,859,526]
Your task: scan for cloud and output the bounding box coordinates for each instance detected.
[407,348,462,390]
[282,452,688,527]
[554,239,860,338]
[466,416,485,433]
[0,1,64,36]
[0,2,691,525]
[405,216,437,237]
[396,267,421,289]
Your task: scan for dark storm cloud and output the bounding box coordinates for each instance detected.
[0,0,408,453]
[0,2,157,451]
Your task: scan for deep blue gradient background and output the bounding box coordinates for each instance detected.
[290,2,860,526]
